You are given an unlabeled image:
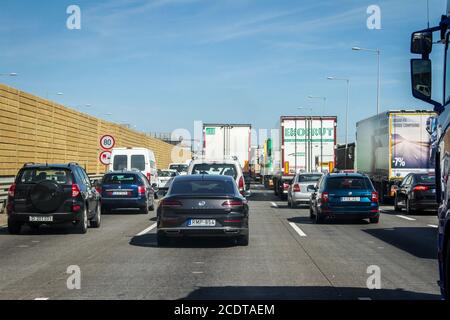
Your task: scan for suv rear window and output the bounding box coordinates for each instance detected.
[103,174,139,184]
[113,155,128,171]
[18,168,73,184]
[170,179,237,195]
[326,177,372,190]
[192,163,237,179]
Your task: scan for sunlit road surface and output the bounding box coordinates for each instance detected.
[0,185,440,300]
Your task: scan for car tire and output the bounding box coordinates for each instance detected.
[7,219,22,235]
[157,233,169,247]
[149,203,155,211]
[369,216,380,224]
[287,198,292,208]
[315,212,323,224]
[291,200,297,209]
[140,204,149,215]
[394,196,402,212]
[309,206,315,219]
[90,203,101,228]
[75,206,88,234]
[406,198,415,215]
[237,234,249,246]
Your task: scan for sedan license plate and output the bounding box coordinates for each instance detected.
[341,197,360,202]
[188,219,216,227]
[29,216,53,222]
[113,191,128,196]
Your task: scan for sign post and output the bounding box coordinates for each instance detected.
[99,135,115,173]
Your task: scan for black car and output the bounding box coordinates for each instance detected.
[156,175,249,246]
[6,163,101,234]
[99,171,155,214]
[394,173,437,214]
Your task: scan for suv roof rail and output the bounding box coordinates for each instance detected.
[67,162,79,166]
[23,162,49,167]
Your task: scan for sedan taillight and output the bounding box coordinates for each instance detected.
[293,184,301,192]
[8,183,16,197]
[321,192,329,203]
[283,183,290,190]
[413,185,430,191]
[371,191,379,203]
[238,176,245,191]
[222,200,244,207]
[138,186,146,195]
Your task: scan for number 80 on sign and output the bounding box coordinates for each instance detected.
[100,135,115,150]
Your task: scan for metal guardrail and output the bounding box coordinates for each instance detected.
[0,174,105,214]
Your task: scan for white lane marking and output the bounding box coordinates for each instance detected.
[271,202,278,208]
[396,215,416,221]
[289,222,307,237]
[34,298,49,300]
[136,223,157,236]
[192,271,204,274]
[428,224,438,228]
[358,297,372,301]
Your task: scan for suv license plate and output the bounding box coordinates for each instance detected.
[341,197,360,202]
[188,219,216,227]
[29,216,53,222]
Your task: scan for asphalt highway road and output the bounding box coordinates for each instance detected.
[0,185,441,300]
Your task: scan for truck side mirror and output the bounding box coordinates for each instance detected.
[411,31,433,55]
[411,59,432,100]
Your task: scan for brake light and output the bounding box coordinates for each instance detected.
[413,185,430,191]
[138,186,146,195]
[283,183,290,190]
[222,200,244,207]
[238,176,245,191]
[8,183,16,197]
[161,199,182,208]
[72,204,81,212]
[96,186,102,194]
[321,192,329,203]
[371,191,379,203]
[72,184,81,197]
[293,184,301,192]
[147,172,151,181]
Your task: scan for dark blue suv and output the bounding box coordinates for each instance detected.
[309,173,380,224]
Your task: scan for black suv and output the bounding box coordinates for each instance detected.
[6,163,101,234]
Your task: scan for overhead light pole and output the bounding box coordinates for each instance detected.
[352,46,381,115]
[308,95,327,115]
[327,76,350,170]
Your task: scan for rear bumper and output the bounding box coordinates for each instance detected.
[8,211,80,224]
[102,197,147,209]
[409,199,439,210]
[318,208,379,219]
[292,193,312,203]
[158,227,248,238]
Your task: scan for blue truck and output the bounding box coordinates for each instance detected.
[409,1,450,299]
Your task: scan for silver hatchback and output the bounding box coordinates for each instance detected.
[287,173,323,208]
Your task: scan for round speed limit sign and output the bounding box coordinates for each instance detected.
[100,135,115,150]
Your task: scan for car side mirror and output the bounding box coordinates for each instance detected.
[411,31,433,55]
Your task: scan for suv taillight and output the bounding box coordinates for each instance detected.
[8,183,16,197]
[238,176,245,191]
[321,192,329,203]
[293,184,301,192]
[371,191,379,203]
[138,186,146,195]
[72,184,81,198]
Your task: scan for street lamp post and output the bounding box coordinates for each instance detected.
[327,76,350,170]
[352,47,381,115]
[308,95,327,115]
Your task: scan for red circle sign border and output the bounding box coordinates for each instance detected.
[99,150,112,165]
[100,135,116,150]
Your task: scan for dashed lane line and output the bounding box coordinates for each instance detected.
[428,224,438,228]
[395,215,416,221]
[136,223,157,236]
[289,222,307,237]
[271,202,278,208]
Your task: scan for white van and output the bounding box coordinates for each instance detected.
[109,148,159,187]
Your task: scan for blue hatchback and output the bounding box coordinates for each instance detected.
[99,171,155,214]
[309,173,380,224]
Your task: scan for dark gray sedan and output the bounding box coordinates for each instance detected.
[156,175,249,246]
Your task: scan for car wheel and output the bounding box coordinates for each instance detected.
[315,211,323,224]
[140,203,150,215]
[7,219,22,235]
[156,233,169,247]
[75,205,88,234]
[237,234,249,246]
[406,198,414,215]
[149,196,155,211]
[291,200,297,209]
[394,196,401,212]
[287,197,292,208]
[89,202,101,228]
[369,216,380,224]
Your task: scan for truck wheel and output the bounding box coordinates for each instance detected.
[8,219,22,235]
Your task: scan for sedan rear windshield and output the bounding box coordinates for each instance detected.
[415,175,435,184]
[103,174,139,184]
[192,163,237,179]
[159,171,177,177]
[326,177,372,190]
[298,175,322,182]
[170,180,237,195]
[169,164,188,173]
[19,168,73,184]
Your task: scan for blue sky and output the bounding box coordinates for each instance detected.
[0,0,447,145]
